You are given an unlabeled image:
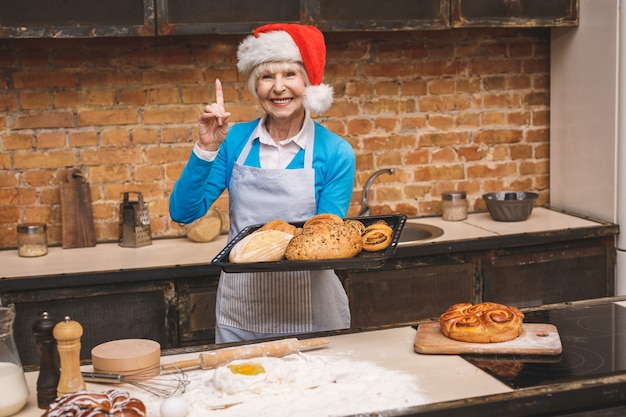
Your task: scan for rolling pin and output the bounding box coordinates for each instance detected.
[163,337,329,371]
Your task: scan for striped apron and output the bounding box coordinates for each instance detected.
[215,121,350,342]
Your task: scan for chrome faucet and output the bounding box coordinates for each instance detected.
[358,168,394,216]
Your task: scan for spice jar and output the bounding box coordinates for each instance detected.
[17,223,48,257]
[441,191,468,221]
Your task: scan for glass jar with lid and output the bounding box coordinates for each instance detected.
[17,223,48,257]
[441,191,468,221]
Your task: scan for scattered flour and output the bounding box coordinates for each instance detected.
[129,352,429,417]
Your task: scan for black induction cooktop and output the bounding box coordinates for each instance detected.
[463,301,626,389]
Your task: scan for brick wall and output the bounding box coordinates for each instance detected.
[0,28,550,248]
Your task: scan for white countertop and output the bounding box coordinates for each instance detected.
[0,208,606,280]
[15,327,512,417]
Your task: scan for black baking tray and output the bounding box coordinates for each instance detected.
[212,214,407,273]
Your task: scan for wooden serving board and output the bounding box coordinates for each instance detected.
[60,168,96,249]
[414,322,562,355]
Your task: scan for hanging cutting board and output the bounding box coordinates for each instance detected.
[414,322,562,355]
[60,168,96,249]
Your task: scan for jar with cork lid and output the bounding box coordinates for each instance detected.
[17,223,48,257]
[441,191,468,221]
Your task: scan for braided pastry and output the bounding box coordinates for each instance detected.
[439,302,524,343]
[44,390,146,417]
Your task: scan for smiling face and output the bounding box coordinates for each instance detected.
[249,61,309,124]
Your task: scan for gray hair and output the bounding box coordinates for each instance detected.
[246,61,310,98]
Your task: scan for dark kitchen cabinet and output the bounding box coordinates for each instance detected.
[0,0,155,38]
[0,0,579,38]
[452,0,578,28]
[2,280,176,366]
[0,262,222,367]
[483,238,614,307]
[155,0,300,36]
[307,0,450,31]
[341,254,478,328]
[339,233,614,328]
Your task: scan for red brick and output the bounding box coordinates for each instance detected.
[69,131,98,147]
[19,91,51,110]
[14,150,76,169]
[13,71,75,89]
[37,132,66,149]
[78,109,138,126]
[13,112,74,129]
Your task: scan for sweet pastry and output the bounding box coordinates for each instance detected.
[344,219,365,235]
[44,390,146,417]
[284,221,363,260]
[361,222,393,252]
[439,302,524,343]
[258,219,298,235]
[302,213,344,229]
[229,230,294,263]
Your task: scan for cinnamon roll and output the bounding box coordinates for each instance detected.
[439,302,524,343]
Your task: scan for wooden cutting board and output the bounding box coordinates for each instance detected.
[60,168,96,249]
[414,322,562,355]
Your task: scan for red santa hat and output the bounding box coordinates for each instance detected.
[236,23,334,114]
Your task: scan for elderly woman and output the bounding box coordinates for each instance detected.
[169,24,356,343]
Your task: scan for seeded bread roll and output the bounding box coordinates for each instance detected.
[285,222,363,260]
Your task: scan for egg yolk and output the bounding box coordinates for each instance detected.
[227,362,266,376]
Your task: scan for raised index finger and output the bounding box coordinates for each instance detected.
[215,78,224,111]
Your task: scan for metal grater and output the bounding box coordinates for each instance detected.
[119,191,152,247]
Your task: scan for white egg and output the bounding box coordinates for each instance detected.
[160,396,189,417]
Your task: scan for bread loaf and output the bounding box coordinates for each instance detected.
[229,230,294,263]
[284,222,362,260]
[439,302,524,343]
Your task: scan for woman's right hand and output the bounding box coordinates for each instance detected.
[198,78,231,152]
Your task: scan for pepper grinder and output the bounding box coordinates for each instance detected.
[53,316,86,397]
[32,312,60,409]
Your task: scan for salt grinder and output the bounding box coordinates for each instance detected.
[32,312,60,409]
[53,316,86,397]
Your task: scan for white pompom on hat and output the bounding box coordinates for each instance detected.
[237,23,334,114]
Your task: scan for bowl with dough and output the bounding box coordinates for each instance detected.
[482,191,538,222]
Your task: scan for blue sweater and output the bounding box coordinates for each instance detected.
[170,119,356,226]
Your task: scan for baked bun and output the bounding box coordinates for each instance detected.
[229,230,293,263]
[361,222,393,252]
[285,222,363,260]
[439,302,524,343]
[303,213,344,229]
[44,390,146,417]
[344,219,365,235]
[257,219,298,235]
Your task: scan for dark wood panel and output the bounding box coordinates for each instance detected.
[176,278,218,345]
[452,0,578,27]
[343,259,477,327]
[311,0,450,31]
[484,240,613,307]
[0,0,155,37]
[156,0,300,35]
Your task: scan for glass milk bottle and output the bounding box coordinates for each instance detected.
[0,304,29,416]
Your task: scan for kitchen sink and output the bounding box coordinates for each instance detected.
[398,223,444,244]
